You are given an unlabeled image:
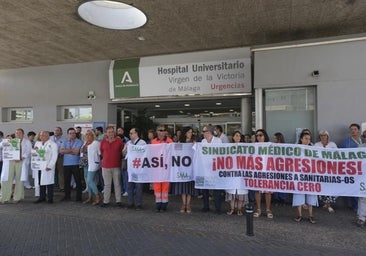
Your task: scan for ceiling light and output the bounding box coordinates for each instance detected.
[229,109,234,112]
[77,0,147,30]
[179,110,184,114]
[216,102,222,105]
[184,104,190,107]
[155,104,160,108]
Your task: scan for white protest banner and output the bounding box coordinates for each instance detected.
[1,138,21,161]
[30,149,47,171]
[127,142,366,197]
[127,143,194,182]
[193,143,366,197]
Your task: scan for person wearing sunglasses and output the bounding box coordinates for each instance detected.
[253,129,274,219]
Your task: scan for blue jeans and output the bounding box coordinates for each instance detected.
[127,182,143,206]
[121,170,128,193]
[349,196,358,212]
[85,167,98,195]
[97,168,104,190]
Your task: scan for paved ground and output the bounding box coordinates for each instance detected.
[0,189,365,256]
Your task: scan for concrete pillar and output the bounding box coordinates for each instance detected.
[241,97,252,134]
[255,88,263,130]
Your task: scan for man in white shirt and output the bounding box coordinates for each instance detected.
[123,127,146,210]
[201,125,223,214]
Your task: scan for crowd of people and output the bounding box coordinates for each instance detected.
[0,123,364,226]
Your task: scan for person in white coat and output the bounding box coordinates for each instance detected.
[1,128,32,204]
[33,131,58,204]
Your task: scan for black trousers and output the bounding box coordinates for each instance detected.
[202,189,222,211]
[63,165,82,201]
[38,170,53,202]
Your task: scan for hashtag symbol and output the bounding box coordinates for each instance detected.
[132,158,142,168]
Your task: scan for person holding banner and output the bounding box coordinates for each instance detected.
[253,129,274,219]
[152,125,173,212]
[124,127,146,211]
[1,128,32,204]
[272,132,288,207]
[293,131,318,224]
[201,125,223,214]
[226,130,248,216]
[33,131,58,204]
[171,126,197,213]
[314,130,338,213]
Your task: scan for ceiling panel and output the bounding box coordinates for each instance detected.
[0,0,365,70]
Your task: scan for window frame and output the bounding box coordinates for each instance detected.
[3,107,34,123]
[58,105,93,122]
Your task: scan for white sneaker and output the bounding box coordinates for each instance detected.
[25,185,32,189]
[327,206,335,213]
[82,187,88,193]
[122,192,128,197]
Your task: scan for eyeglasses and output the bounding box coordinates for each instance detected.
[158,129,166,132]
[256,134,264,137]
[202,130,209,133]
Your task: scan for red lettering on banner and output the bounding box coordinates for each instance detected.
[266,157,276,171]
[297,182,321,192]
[255,157,263,170]
[338,162,346,175]
[236,156,263,170]
[264,157,362,176]
[214,156,234,170]
[244,178,295,191]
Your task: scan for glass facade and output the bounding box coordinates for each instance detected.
[264,87,316,143]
